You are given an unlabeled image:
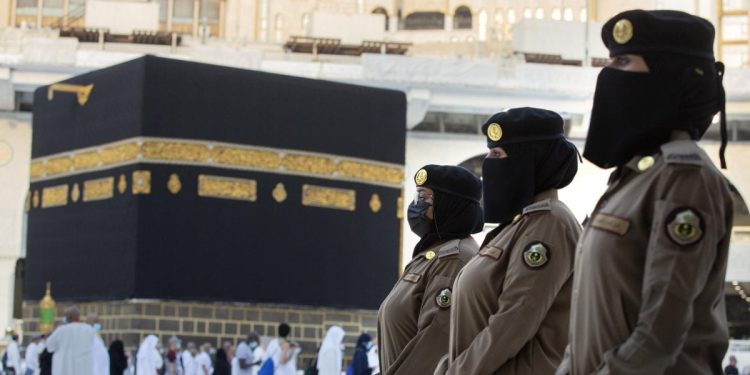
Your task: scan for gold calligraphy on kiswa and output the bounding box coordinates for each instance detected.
[30,138,404,188]
[302,184,356,211]
[198,175,257,202]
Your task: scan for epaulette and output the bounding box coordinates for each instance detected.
[437,239,461,258]
[522,199,552,215]
[661,141,705,167]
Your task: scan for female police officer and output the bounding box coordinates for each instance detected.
[557,10,732,375]
[435,107,581,374]
[378,164,483,375]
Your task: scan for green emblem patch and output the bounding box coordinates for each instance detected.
[435,288,452,308]
[523,242,549,269]
[666,208,704,246]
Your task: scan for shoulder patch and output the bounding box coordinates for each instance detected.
[665,207,704,247]
[437,240,461,258]
[522,242,550,269]
[479,246,503,260]
[402,273,421,283]
[661,141,705,166]
[522,199,552,215]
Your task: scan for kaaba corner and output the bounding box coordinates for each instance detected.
[25,55,407,311]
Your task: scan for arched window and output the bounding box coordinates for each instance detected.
[454,5,472,29]
[274,13,284,42]
[563,7,573,21]
[372,7,389,30]
[478,9,488,41]
[523,7,532,19]
[507,9,516,24]
[535,8,544,19]
[403,12,445,30]
[551,8,561,20]
[580,8,587,22]
[495,9,503,24]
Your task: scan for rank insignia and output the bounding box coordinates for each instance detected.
[415,169,427,185]
[435,288,452,308]
[523,242,549,269]
[613,18,633,44]
[666,208,704,246]
[487,123,503,141]
[637,156,655,171]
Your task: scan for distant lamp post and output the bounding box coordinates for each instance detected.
[39,282,56,334]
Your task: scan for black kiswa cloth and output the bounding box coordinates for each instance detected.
[412,189,483,257]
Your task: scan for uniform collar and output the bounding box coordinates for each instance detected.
[532,189,558,202]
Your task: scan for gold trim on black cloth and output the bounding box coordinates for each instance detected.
[30,137,404,188]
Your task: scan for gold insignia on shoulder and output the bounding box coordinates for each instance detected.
[638,156,655,171]
[523,242,549,268]
[167,173,182,194]
[435,288,452,308]
[425,250,436,260]
[415,168,428,186]
[666,208,704,246]
[613,19,633,44]
[32,190,40,208]
[487,123,503,142]
[512,214,522,223]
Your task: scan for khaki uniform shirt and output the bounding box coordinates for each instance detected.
[557,140,733,374]
[436,191,581,375]
[378,237,479,375]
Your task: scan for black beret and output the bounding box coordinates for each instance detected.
[602,10,715,60]
[481,107,564,148]
[414,164,481,203]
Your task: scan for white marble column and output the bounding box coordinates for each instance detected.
[0,115,32,331]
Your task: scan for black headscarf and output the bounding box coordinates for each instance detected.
[482,138,578,224]
[108,340,128,375]
[412,189,483,256]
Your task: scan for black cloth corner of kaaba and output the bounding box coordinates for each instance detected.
[25,56,407,310]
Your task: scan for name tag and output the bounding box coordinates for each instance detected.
[402,273,421,283]
[479,247,503,260]
[591,213,631,236]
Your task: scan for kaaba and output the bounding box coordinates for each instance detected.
[24,55,406,310]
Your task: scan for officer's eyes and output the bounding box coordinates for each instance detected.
[613,56,630,66]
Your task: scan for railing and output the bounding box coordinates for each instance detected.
[283,36,411,57]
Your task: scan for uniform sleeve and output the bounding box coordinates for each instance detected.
[596,168,731,374]
[385,256,465,375]
[443,219,577,375]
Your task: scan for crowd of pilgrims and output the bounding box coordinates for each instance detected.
[4,306,379,375]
